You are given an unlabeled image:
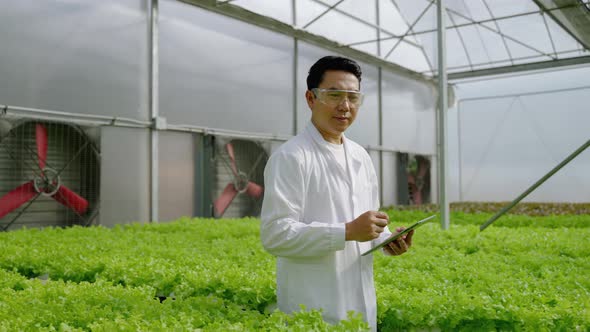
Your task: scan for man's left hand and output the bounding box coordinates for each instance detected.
[384,227,414,256]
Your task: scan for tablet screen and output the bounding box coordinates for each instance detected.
[361,214,436,256]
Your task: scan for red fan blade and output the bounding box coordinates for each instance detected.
[0,181,37,219]
[36,124,48,169]
[52,185,89,214]
[213,183,238,217]
[226,143,238,176]
[245,181,263,198]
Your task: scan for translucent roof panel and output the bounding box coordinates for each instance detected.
[296,0,378,55]
[224,0,590,77]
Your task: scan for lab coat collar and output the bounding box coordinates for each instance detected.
[305,121,347,149]
[305,122,362,203]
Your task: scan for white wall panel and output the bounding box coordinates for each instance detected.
[452,90,590,203]
[447,66,590,203]
[381,70,437,155]
[381,151,399,207]
[0,0,149,120]
[100,127,150,226]
[158,131,196,222]
[159,0,294,136]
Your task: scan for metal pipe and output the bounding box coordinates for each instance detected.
[437,0,450,229]
[293,39,299,135]
[166,124,291,141]
[456,85,590,102]
[1,105,152,127]
[457,102,463,201]
[443,54,590,80]
[480,138,590,231]
[2,104,431,154]
[292,0,298,135]
[149,0,160,223]
[376,0,384,207]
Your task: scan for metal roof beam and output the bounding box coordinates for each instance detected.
[405,2,583,38]
[533,0,590,50]
[180,0,433,84]
[424,48,586,74]
[436,2,556,60]
[481,0,514,65]
[302,0,345,29]
[446,55,590,80]
[384,2,434,59]
[309,0,423,49]
[388,0,435,72]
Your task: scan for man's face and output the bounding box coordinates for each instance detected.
[306,70,361,143]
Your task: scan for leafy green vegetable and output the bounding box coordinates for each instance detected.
[0,212,588,330]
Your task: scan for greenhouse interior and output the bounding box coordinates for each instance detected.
[0,0,589,330]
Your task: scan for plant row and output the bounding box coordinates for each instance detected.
[387,202,590,216]
[0,269,367,331]
[0,212,588,330]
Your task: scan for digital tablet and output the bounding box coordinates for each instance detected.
[361,214,436,256]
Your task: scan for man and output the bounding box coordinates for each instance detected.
[260,56,414,331]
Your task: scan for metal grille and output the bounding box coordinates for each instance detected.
[0,121,100,231]
[213,138,268,218]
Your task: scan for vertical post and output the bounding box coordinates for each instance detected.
[195,135,214,217]
[437,0,450,229]
[149,0,159,222]
[292,0,298,135]
[378,69,384,205]
[457,101,463,201]
[293,40,298,135]
[376,0,384,205]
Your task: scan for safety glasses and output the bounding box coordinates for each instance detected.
[311,88,364,108]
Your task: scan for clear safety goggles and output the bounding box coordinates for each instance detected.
[311,88,364,108]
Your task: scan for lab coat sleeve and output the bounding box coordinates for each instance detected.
[260,151,346,258]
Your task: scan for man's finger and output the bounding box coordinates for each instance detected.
[374,219,388,227]
[376,211,389,220]
[396,238,408,251]
[384,244,395,255]
[388,242,401,255]
[405,229,415,247]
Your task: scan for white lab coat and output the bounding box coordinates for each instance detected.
[260,122,392,331]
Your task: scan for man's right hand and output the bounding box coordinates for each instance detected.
[345,211,389,242]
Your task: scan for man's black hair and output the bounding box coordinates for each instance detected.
[306,56,362,90]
